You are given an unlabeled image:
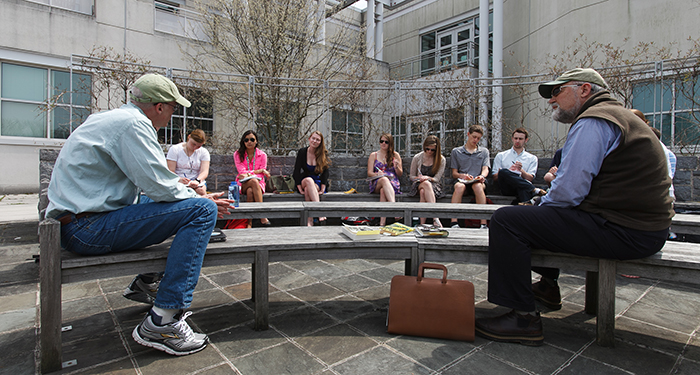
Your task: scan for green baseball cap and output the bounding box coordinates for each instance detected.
[538,68,608,98]
[130,74,191,107]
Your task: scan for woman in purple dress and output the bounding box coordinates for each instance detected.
[367,133,403,226]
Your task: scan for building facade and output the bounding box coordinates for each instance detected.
[2,0,698,193]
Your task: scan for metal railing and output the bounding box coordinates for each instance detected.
[154,1,208,41]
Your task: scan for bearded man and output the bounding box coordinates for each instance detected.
[474,68,674,346]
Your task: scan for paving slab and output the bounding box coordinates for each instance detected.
[4,212,700,374]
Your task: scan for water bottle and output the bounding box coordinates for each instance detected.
[228,181,240,207]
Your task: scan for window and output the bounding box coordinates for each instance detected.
[392,107,472,157]
[1,62,91,139]
[473,13,493,73]
[391,115,407,155]
[632,74,700,148]
[419,13,490,77]
[331,109,363,154]
[158,89,214,146]
[256,101,300,154]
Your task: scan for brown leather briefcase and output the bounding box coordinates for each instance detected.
[387,262,474,341]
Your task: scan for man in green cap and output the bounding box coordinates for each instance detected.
[47,73,233,355]
[475,68,674,346]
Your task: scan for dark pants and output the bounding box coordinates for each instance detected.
[496,169,538,203]
[487,205,668,311]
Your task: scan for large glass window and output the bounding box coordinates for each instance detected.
[419,13,490,77]
[632,75,700,148]
[331,109,363,154]
[1,62,91,139]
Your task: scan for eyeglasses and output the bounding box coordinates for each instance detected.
[551,84,581,97]
[379,139,389,144]
[424,148,436,152]
[244,138,257,143]
[162,102,180,112]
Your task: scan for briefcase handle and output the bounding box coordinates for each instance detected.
[417,263,448,284]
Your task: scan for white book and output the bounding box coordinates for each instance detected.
[341,224,381,241]
[240,175,262,183]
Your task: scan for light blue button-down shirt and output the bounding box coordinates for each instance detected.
[46,103,198,218]
[539,117,622,208]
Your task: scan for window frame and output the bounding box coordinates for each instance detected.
[0,62,92,140]
[331,108,364,154]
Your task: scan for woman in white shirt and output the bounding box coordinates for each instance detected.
[166,129,210,196]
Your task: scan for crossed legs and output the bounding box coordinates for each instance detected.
[240,179,269,227]
[374,176,396,226]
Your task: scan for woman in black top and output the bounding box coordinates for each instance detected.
[293,131,331,226]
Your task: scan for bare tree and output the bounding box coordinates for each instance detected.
[187,0,376,154]
[77,46,155,112]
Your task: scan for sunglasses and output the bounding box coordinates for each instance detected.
[379,139,390,144]
[551,84,581,97]
[244,138,257,143]
[424,148,436,152]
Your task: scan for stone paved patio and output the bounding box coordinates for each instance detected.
[1,194,700,374]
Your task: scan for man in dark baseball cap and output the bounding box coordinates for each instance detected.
[475,68,673,346]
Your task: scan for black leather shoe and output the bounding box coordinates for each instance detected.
[532,279,562,310]
[475,310,544,346]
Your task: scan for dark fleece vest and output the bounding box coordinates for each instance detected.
[574,91,674,231]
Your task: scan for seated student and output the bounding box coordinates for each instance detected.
[544,148,563,186]
[492,128,545,204]
[233,130,271,227]
[367,133,403,226]
[293,131,331,226]
[166,129,210,196]
[409,135,446,227]
[449,125,490,229]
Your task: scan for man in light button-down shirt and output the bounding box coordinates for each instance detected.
[47,74,232,356]
[491,128,543,204]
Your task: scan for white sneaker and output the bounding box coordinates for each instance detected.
[451,223,461,229]
[133,309,208,356]
[480,224,488,230]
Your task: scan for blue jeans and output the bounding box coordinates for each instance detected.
[59,196,218,309]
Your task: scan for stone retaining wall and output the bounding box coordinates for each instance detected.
[39,150,698,208]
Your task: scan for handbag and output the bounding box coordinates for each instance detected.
[387,262,475,341]
[271,175,296,193]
